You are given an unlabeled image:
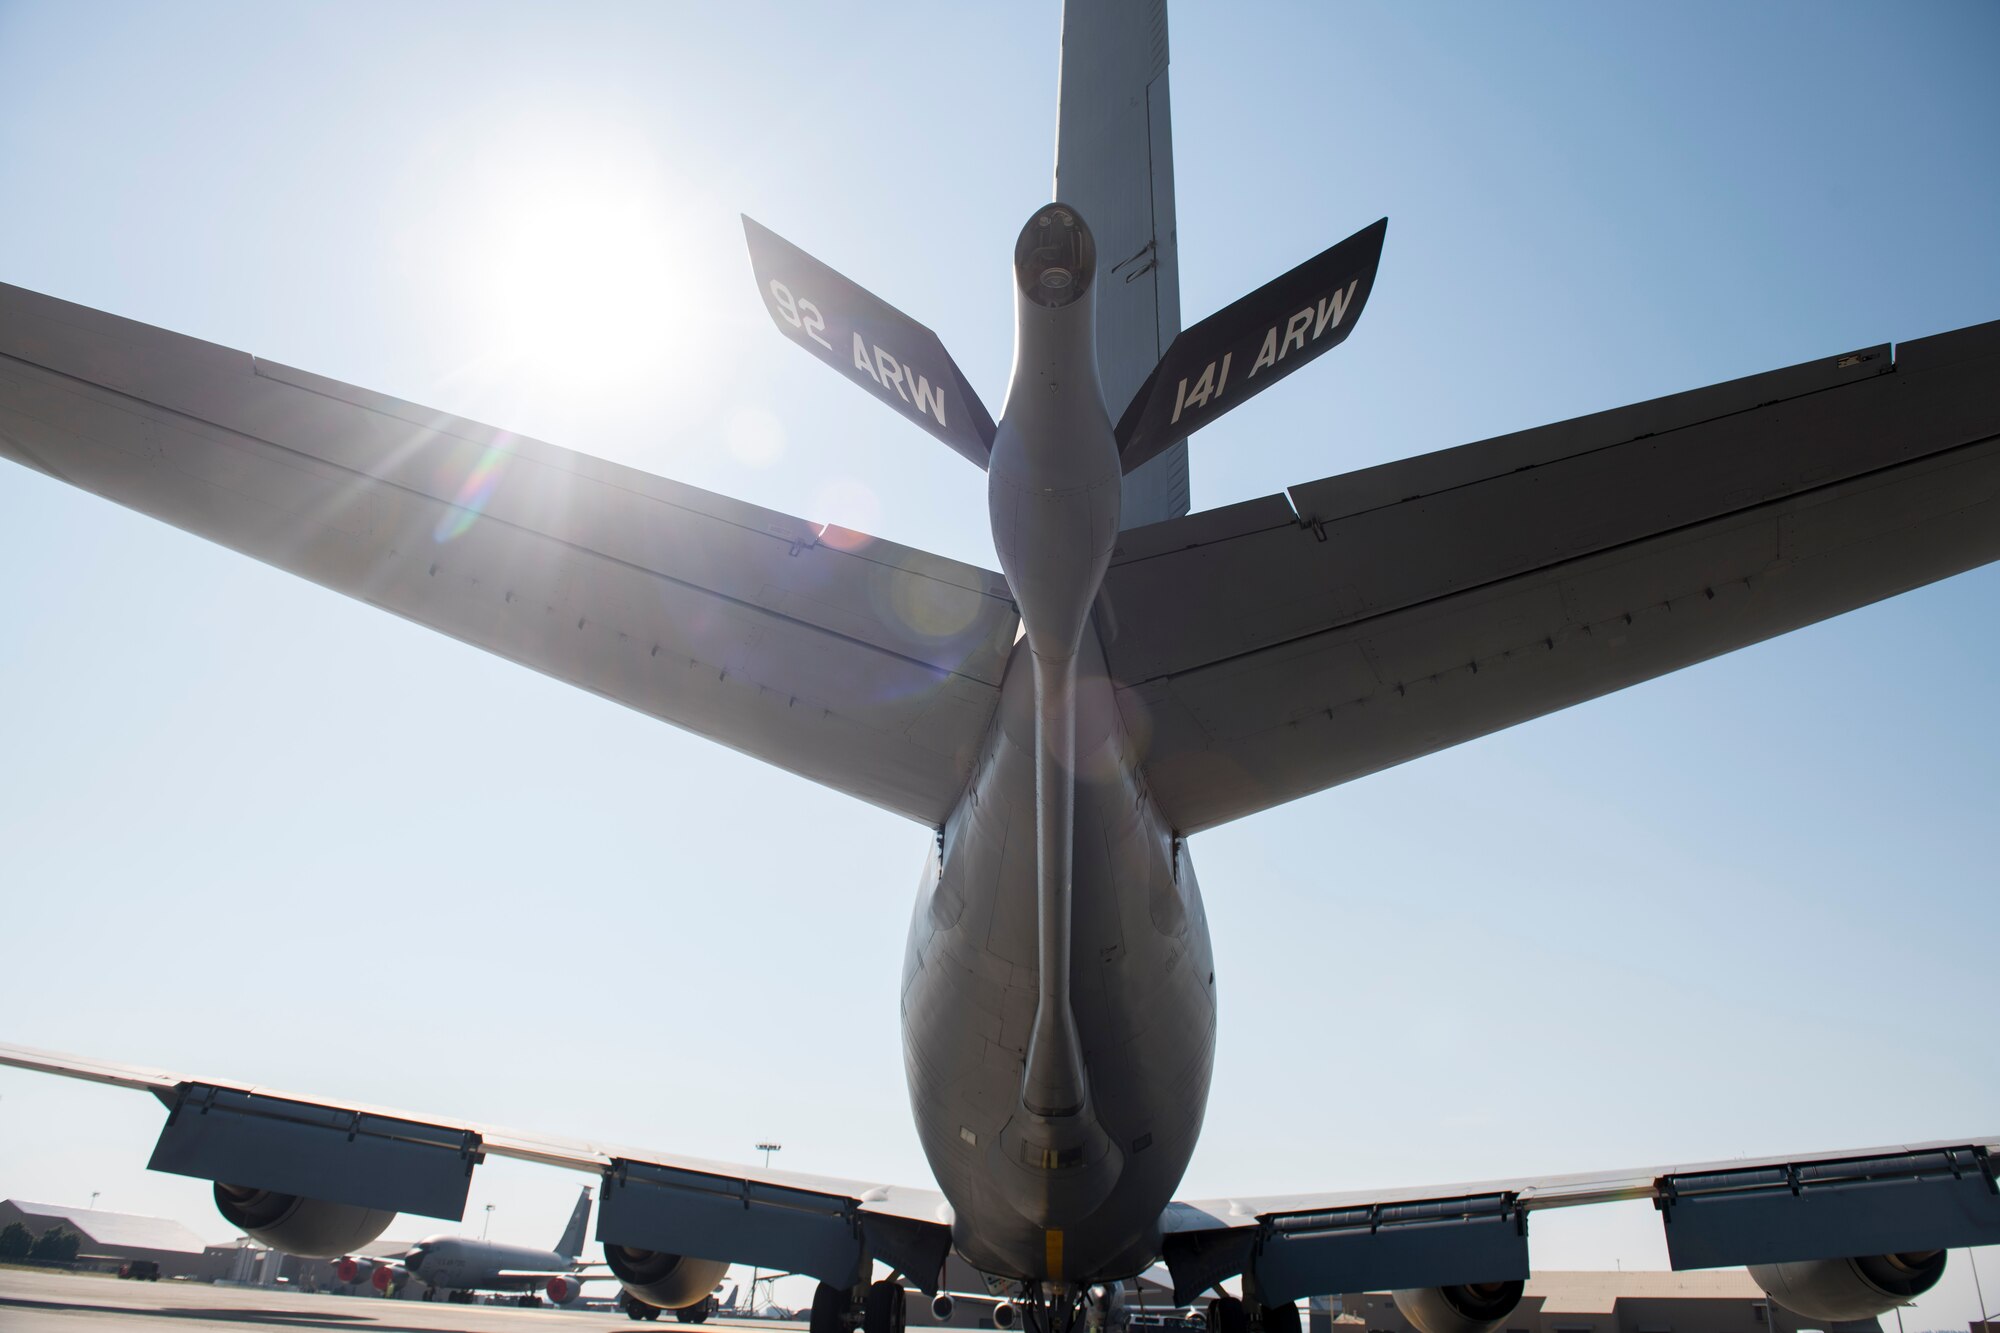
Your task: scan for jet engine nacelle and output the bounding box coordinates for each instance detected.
[1391,1282,1527,1333]
[547,1275,586,1305]
[603,1244,731,1310]
[1749,1252,1947,1322]
[333,1256,376,1284]
[212,1182,395,1258]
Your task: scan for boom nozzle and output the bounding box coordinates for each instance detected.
[1014,205,1095,308]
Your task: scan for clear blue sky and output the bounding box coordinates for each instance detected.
[1,1,1995,1325]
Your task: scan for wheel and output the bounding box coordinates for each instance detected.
[629,1307,649,1323]
[1259,1303,1300,1333]
[812,1281,851,1333]
[1207,1297,1248,1333]
[864,1279,907,1333]
[679,1297,713,1324]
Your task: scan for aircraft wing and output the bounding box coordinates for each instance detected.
[1099,320,2000,834]
[0,1040,956,1292]
[1158,1137,2000,1305]
[0,283,1018,827]
[494,1268,613,1281]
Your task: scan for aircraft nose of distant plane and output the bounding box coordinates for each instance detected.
[403,1245,426,1274]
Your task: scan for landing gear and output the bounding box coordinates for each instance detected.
[1017,1286,1086,1333]
[1259,1303,1300,1333]
[810,1281,850,1333]
[678,1295,715,1323]
[865,1279,908,1333]
[1207,1298,1248,1333]
[625,1292,665,1321]
[1207,1295,1299,1333]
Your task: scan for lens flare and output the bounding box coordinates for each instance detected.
[434,443,510,543]
[813,478,881,549]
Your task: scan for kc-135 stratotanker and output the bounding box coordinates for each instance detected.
[331,1186,611,1308]
[3,4,1998,1333]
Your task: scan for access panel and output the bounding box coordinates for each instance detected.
[599,1158,868,1289]
[1249,1193,1529,1305]
[147,1082,481,1220]
[1660,1146,2000,1269]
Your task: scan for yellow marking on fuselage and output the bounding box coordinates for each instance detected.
[1044,1228,1064,1278]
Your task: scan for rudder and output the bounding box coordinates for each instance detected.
[554,1185,591,1260]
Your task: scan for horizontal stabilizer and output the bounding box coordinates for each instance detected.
[0,280,1017,827]
[1102,318,2000,833]
[1115,218,1386,471]
[743,216,996,467]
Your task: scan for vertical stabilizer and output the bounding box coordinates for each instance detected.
[554,1185,591,1260]
[1055,0,1188,528]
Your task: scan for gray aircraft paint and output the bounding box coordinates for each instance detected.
[904,625,1215,1282]
[1056,0,1187,530]
[2,0,1999,1323]
[401,1186,596,1298]
[746,198,1224,1282]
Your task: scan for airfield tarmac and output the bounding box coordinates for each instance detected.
[0,1268,812,1333]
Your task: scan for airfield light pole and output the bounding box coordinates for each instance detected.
[89,1192,99,1210]
[750,1145,781,1314]
[482,1203,494,1241]
[1970,1246,1989,1329]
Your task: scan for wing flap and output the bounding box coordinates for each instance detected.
[149,1082,482,1222]
[0,1040,951,1277]
[1102,322,2000,832]
[0,283,1019,825]
[1164,1140,2000,1305]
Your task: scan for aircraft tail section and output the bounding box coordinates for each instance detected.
[1055,0,1188,528]
[743,216,996,469]
[1115,219,1388,473]
[555,1186,591,1260]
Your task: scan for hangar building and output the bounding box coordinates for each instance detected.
[0,1199,209,1277]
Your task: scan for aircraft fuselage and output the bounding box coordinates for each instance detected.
[406,1236,575,1294]
[900,206,1219,1286]
[902,631,1216,1284]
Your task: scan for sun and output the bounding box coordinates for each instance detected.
[447,135,716,398]
[491,191,677,381]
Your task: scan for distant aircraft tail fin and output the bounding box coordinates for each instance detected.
[555,1185,591,1260]
[743,215,996,469]
[1115,218,1388,473]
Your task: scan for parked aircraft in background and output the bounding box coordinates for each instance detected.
[1,5,1996,1333]
[337,1186,611,1307]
